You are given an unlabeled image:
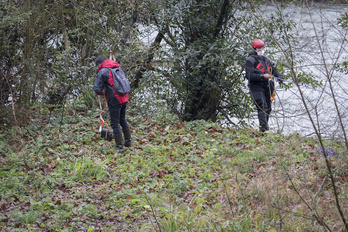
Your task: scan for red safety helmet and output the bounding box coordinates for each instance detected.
[252,39,265,48]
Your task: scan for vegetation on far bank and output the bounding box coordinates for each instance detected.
[0,106,347,232]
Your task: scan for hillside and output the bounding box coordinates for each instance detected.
[0,109,347,231]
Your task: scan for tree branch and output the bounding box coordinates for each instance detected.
[132,30,165,89]
[213,0,231,37]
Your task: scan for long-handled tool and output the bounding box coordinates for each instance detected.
[98,95,105,133]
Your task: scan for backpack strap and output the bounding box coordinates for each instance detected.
[246,55,256,66]
[244,55,257,81]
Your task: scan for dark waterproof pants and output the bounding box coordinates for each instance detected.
[108,96,129,135]
[251,89,272,132]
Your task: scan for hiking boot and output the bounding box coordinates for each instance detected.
[114,134,125,152]
[123,127,132,147]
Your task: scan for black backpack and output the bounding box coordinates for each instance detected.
[109,68,130,96]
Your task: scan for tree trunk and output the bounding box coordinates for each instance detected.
[182,0,230,121]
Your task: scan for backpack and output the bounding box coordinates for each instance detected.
[109,68,130,96]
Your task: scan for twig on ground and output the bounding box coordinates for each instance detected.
[145,195,162,232]
[281,164,332,232]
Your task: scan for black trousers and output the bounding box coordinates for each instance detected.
[108,96,129,135]
[251,88,272,132]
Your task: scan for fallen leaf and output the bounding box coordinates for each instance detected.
[55,200,62,205]
[50,161,56,169]
[12,195,20,201]
[24,162,30,171]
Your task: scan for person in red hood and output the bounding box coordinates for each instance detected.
[94,55,131,152]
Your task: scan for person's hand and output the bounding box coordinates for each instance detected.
[263,74,273,79]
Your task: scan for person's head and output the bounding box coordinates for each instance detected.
[252,39,265,55]
[95,55,108,66]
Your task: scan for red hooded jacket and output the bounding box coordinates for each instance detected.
[94,59,129,104]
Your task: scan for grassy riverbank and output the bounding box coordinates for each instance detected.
[0,109,347,231]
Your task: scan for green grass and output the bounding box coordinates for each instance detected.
[0,107,347,231]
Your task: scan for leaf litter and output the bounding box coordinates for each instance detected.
[0,111,347,231]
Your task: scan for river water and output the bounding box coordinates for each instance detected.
[245,3,348,139]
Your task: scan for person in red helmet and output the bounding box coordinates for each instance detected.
[244,39,283,133]
[94,55,132,152]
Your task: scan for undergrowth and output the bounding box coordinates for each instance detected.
[0,107,347,231]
